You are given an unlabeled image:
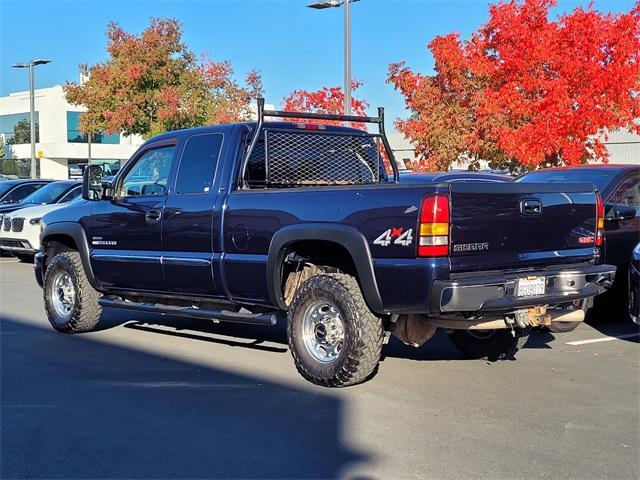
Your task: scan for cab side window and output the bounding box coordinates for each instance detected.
[245,140,266,187]
[175,134,223,194]
[118,146,175,198]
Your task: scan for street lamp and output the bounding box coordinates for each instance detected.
[307,0,360,118]
[12,59,51,178]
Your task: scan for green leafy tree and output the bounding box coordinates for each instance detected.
[64,18,262,139]
[7,119,38,145]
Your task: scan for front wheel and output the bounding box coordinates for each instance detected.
[287,273,383,387]
[448,327,531,361]
[43,251,102,333]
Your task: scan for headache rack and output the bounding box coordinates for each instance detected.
[240,98,399,188]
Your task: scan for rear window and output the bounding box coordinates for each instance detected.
[267,130,381,186]
[175,133,223,194]
[516,170,617,192]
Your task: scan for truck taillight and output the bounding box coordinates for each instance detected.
[595,192,604,247]
[418,195,450,257]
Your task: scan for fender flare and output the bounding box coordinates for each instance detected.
[41,222,100,290]
[266,223,384,314]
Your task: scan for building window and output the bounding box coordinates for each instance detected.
[67,158,122,179]
[66,112,119,144]
[0,112,39,144]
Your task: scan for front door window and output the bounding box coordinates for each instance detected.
[118,147,175,198]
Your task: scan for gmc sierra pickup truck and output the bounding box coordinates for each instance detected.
[35,100,616,387]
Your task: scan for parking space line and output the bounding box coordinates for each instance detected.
[566,333,640,346]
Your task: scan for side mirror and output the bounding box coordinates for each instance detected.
[605,203,637,221]
[82,165,104,201]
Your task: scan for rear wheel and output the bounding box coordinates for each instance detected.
[287,273,383,387]
[448,327,531,361]
[43,251,102,333]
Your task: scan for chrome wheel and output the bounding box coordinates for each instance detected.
[50,271,75,318]
[302,300,345,363]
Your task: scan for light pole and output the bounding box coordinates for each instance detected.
[307,0,359,117]
[11,59,51,178]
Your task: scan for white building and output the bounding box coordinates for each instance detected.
[0,85,144,179]
[601,128,640,165]
[387,132,417,170]
[0,85,277,180]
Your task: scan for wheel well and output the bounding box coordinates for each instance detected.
[43,235,78,269]
[281,240,357,306]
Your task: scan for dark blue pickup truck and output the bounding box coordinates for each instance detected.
[35,101,616,386]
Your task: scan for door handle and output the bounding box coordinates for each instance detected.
[145,209,162,223]
[520,199,542,216]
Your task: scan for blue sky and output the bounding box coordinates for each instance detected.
[0,0,637,125]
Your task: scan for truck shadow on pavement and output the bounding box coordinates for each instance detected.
[0,315,367,479]
[97,307,640,368]
[584,317,640,343]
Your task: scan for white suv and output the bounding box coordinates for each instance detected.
[0,190,81,262]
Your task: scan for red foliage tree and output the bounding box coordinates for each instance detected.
[388,0,640,171]
[282,81,369,129]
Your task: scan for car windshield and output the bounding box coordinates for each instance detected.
[21,182,73,205]
[516,170,617,192]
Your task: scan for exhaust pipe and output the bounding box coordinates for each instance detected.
[549,308,585,323]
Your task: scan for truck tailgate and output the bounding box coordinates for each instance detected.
[448,182,598,273]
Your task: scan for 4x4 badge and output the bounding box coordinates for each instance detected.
[373,227,414,247]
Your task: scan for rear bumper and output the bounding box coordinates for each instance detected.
[432,264,616,313]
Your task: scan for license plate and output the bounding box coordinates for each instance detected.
[516,276,546,297]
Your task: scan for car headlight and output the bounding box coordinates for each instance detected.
[29,217,41,225]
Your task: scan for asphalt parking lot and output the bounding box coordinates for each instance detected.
[1,257,638,480]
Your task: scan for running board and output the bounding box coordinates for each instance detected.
[98,296,278,325]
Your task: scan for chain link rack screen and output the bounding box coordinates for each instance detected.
[262,129,381,186]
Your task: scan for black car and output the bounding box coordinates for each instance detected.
[400,169,513,183]
[0,179,52,206]
[518,164,639,325]
[630,243,640,325]
[0,180,81,220]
